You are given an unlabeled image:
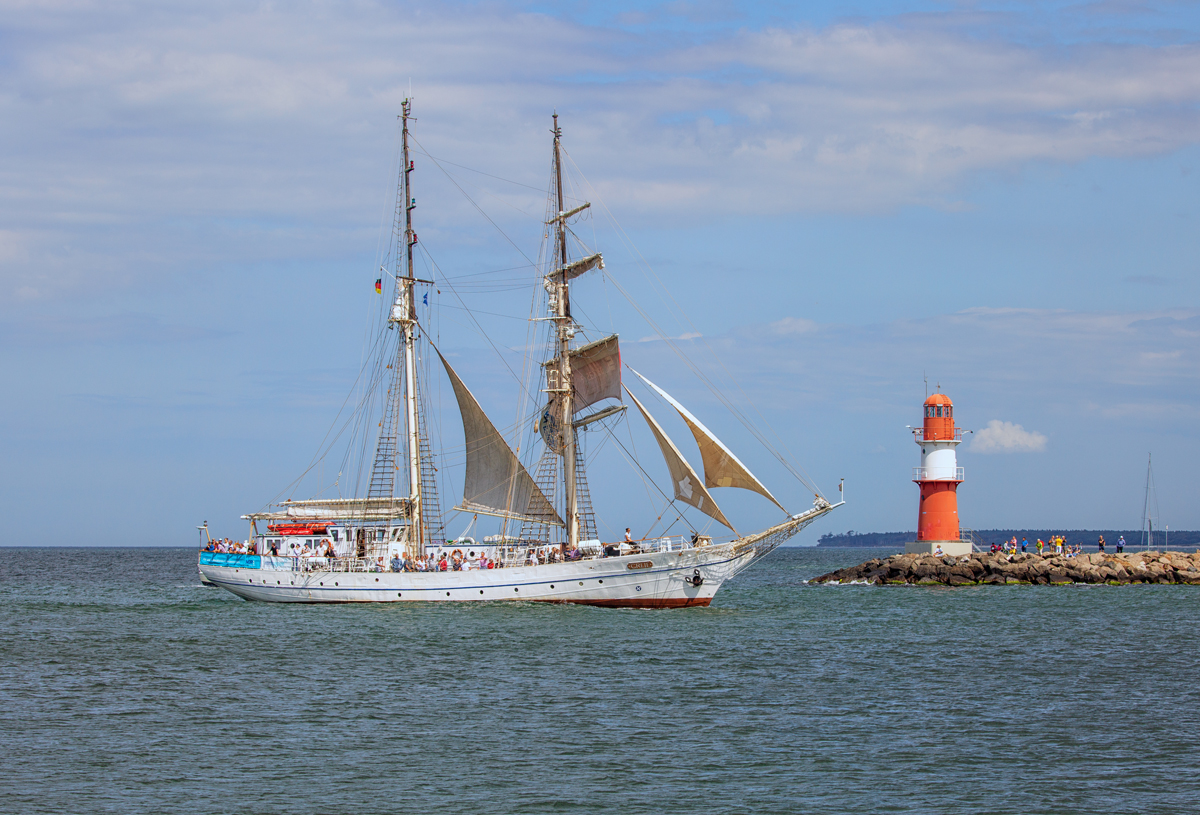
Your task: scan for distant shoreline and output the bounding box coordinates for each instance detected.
[817,529,1200,548]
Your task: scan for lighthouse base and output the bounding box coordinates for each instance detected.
[905,539,973,556]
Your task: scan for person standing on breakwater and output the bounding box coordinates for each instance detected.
[1118,536,1125,553]
[1021,537,1028,553]
[1098,535,1106,553]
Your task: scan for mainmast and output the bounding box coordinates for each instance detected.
[398,100,423,555]
[552,113,579,548]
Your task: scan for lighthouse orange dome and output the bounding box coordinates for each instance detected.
[921,391,956,440]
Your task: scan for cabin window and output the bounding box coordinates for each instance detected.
[331,529,339,542]
[377,529,385,541]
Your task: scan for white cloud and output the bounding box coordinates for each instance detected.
[638,331,702,343]
[769,317,818,335]
[970,420,1047,453]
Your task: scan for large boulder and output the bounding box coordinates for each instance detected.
[912,561,938,579]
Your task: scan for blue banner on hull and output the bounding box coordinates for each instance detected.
[200,552,261,569]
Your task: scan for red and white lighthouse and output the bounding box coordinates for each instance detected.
[909,392,970,555]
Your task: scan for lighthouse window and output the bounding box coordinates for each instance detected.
[925,406,934,418]
[934,406,941,417]
[946,406,952,418]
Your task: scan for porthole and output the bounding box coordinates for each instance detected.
[479,590,484,594]
[276,581,280,585]
[375,578,379,582]
[248,578,252,583]
[446,592,450,596]
[397,592,402,597]
[550,584,555,589]
[334,582,338,586]
[598,579,604,584]
[514,587,519,592]
[578,581,583,586]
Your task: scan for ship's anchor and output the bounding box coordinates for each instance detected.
[684,569,704,587]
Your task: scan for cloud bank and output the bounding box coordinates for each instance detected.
[5,1,1200,304]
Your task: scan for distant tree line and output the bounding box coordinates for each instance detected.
[816,530,1200,548]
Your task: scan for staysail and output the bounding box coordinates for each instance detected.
[625,386,735,533]
[437,351,563,526]
[630,369,786,513]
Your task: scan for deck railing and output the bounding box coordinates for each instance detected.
[912,467,965,481]
[912,428,963,442]
[217,534,716,573]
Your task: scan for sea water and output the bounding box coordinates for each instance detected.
[2,546,1197,814]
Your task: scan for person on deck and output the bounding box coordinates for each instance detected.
[391,554,401,572]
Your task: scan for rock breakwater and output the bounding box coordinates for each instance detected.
[811,550,1200,586]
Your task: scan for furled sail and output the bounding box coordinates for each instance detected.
[437,351,563,526]
[552,252,603,282]
[625,386,735,533]
[630,369,787,513]
[543,334,621,414]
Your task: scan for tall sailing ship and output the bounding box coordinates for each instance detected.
[198,103,842,606]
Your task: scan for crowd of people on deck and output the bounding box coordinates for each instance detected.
[204,532,688,568]
[202,538,251,554]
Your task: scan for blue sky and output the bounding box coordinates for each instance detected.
[2,0,1198,545]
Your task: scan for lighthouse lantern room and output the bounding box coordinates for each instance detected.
[906,391,972,556]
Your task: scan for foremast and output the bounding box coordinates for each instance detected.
[371,98,424,557]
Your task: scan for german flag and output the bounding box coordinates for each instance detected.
[375,278,382,294]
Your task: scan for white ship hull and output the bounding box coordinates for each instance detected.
[200,505,838,607]
[200,544,752,607]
